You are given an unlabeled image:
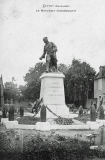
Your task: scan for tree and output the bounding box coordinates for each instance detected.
[18,85,27,96]
[58,63,69,75]
[4,82,18,103]
[64,59,96,107]
[23,62,46,102]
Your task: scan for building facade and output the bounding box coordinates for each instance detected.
[94,66,105,109]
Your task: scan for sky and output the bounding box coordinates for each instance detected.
[0,0,105,86]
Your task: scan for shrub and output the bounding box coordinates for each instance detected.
[0,131,105,159]
[24,137,98,160]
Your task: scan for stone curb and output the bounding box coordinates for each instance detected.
[51,124,90,130]
[4,124,90,130]
[86,121,103,130]
[14,124,36,130]
[1,119,102,130]
[96,119,105,126]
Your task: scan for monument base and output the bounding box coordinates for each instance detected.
[40,72,69,118]
[46,105,69,118]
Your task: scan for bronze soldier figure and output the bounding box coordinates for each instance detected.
[39,37,58,72]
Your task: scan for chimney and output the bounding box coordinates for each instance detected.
[99,66,103,77]
[99,66,105,77]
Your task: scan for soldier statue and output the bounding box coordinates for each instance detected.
[39,37,58,72]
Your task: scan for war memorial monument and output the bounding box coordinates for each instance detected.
[39,37,69,118]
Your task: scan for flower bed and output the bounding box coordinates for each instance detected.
[17,116,40,125]
[53,117,73,125]
[17,116,74,125]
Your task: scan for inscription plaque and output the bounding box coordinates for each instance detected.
[40,73,65,105]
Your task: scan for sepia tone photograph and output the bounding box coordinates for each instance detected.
[0,0,105,159]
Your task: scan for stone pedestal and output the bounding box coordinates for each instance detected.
[40,72,69,118]
[5,121,18,129]
[1,118,8,124]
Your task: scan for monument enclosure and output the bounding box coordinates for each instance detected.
[40,72,69,118]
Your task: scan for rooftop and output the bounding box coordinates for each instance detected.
[94,66,105,80]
